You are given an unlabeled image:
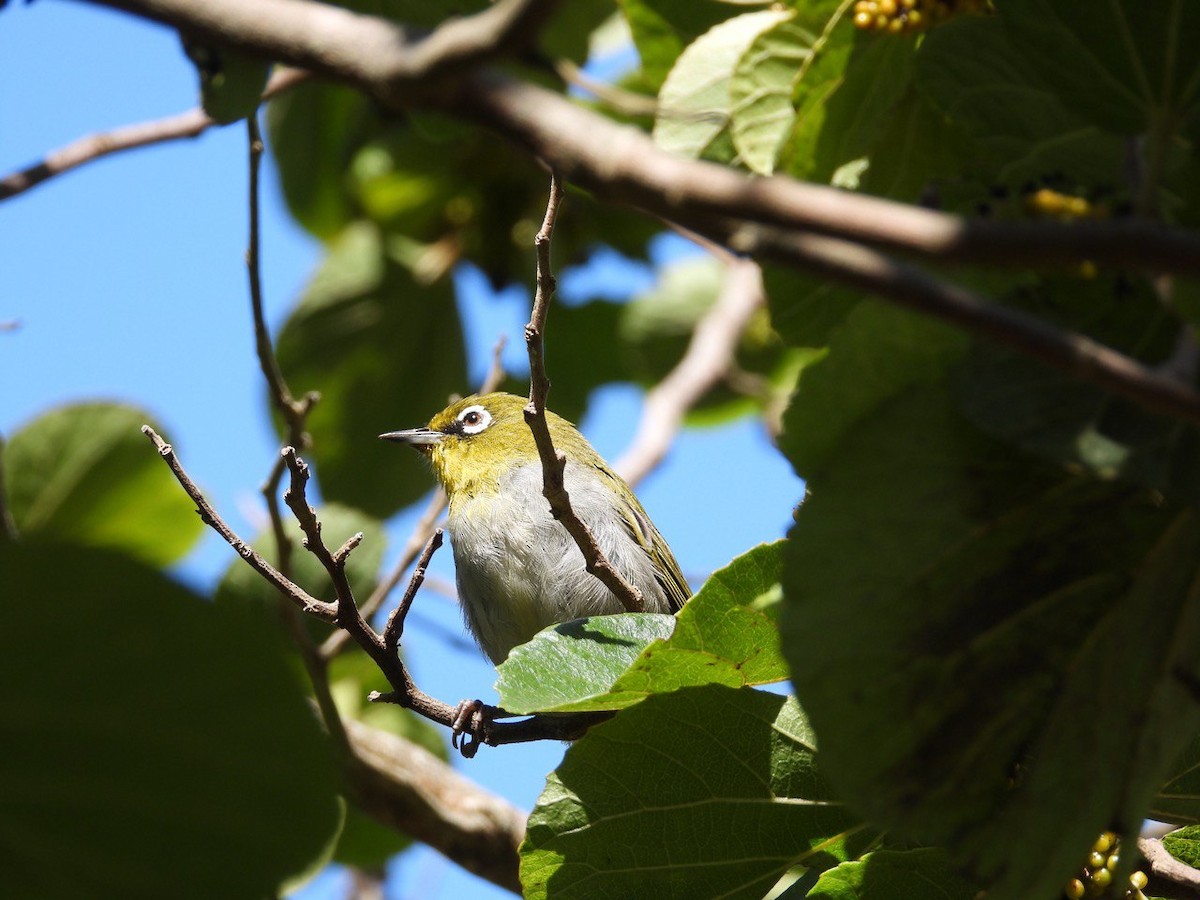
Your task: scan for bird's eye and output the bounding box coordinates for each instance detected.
[457,405,492,435]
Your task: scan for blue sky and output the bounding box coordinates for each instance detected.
[1,5,803,897]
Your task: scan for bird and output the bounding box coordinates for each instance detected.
[380,392,690,665]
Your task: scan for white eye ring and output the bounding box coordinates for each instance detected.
[457,405,493,435]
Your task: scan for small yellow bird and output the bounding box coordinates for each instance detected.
[381,393,690,664]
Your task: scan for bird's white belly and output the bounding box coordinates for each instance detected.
[446,463,668,663]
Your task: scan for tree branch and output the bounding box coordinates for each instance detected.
[343,718,526,894]
[522,174,645,613]
[140,426,336,620]
[0,67,308,202]
[1138,836,1200,900]
[733,224,1200,427]
[613,256,765,486]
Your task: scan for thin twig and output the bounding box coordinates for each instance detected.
[237,114,348,752]
[522,173,645,613]
[384,529,444,655]
[735,224,1200,428]
[614,257,765,486]
[0,67,309,202]
[141,426,336,621]
[551,58,658,118]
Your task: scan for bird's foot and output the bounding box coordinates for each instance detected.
[451,698,494,758]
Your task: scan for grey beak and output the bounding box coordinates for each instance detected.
[379,427,444,447]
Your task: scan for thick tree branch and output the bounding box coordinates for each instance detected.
[522,174,645,613]
[734,224,1200,427]
[72,0,1200,278]
[614,257,765,486]
[1138,836,1200,900]
[0,67,308,202]
[344,718,525,894]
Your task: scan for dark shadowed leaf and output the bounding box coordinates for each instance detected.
[182,40,270,125]
[0,542,341,899]
[782,385,1200,900]
[808,849,977,900]
[274,222,467,518]
[521,686,870,899]
[4,402,203,567]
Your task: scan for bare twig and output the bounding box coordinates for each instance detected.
[384,529,444,655]
[1138,836,1200,900]
[0,68,308,202]
[552,58,658,118]
[614,257,765,486]
[141,426,336,620]
[319,487,448,659]
[735,224,1200,428]
[522,174,645,613]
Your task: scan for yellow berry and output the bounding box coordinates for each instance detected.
[1129,870,1148,890]
[1105,852,1119,872]
[854,10,874,27]
[1091,867,1112,891]
[1065,878,1086,899]
[879,0,898,13]
[1088,851,1106,870]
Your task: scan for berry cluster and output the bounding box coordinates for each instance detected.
[1064,833,1149,900]
[852,0,989,35]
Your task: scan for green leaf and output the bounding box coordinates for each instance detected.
[808,849,977,900]
[782,385,1200,900]
[620,0,738,89]
[994,0,1200,136]
[274,222,467,518]
[784,24,918,186]
[1162,826,1200,869]
[520,686,870,900]
[4,402,203,567]
[497,542,787,713]
[915,16,1125,190]
[0,542,341,899]
[653,9,795,163]
[955,276,1200,505]
[182,40,270,125]
[779,301,966,476]
[268,82,376,238]
[763,265,860,349]
[496,613,677,714]
[728,16,817,175]
[857,89,970,203]
[1153,734,1200,825]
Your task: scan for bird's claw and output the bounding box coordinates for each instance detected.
[451,698,492,758]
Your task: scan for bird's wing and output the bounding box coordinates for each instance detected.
[618,489,692,613]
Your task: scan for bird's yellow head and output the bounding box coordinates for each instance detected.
[380,392,595,499]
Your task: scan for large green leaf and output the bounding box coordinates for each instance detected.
[653,9,794,163]
[782,386,1200,900]
[268,82,377,239]
[182,41,270,125]
[994,0,1200,136]
[783,22,917,186]
[0,542,341,898]
[520,686,870,900]
[273,222,467,518]
[1153,733,1200,825]
[728,15,819,175]
[497,542,786,713]
[915,16,1125,190]
[619,0,739,89]
[779,301,966,476]
[3,403,203,567]
[808,849,977,900]
[955,276,1200,506]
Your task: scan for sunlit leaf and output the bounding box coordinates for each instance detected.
[4,402,203,567]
